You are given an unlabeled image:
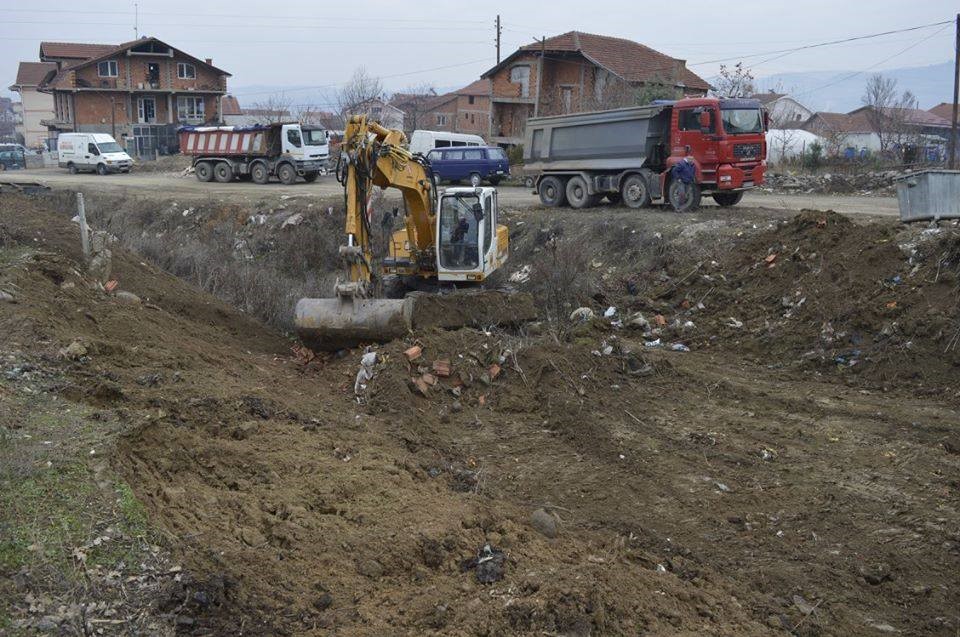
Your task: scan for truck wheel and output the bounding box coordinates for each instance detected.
[68,163,78,175]
[523,176,535,189]
[214,162,234,183]
[302,171,319,183]
[538,176,567,207]
[278,163,297,185]
[251,162,269,184]
[565,175,599,209]
[96,163,108,176]
[712,191,744,207]
[668,180,701,212]
[195,161,214,182]
[621,174,651,209]
[469,173,482,187]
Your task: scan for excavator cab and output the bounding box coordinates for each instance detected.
[436,186,502,282]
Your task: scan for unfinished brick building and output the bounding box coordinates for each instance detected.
[32,37,229,155]
[481,31,710,146]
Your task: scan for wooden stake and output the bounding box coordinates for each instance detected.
[76,192,89,260]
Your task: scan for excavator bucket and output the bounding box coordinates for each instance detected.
[295,291,537,351]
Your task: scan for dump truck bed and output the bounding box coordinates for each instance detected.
[522,104,671,172]
[178,123,283,157]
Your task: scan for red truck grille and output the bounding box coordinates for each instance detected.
[733,143,761,160]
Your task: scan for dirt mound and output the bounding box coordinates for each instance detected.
[657,210,960,388]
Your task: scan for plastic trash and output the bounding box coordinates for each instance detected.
[603,306,617,318]
[671,343,690,352]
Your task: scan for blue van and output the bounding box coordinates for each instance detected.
[427,146,509,186]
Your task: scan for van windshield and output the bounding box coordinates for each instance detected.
[98,142,123,153]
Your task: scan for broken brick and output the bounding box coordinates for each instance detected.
[764,254,778,264]
[410,377,429,397]
[488,364,501,380]
[404,345,422,361]
[422,373,438,386]
[654,314,667,327]
[104,280,119,293]
[432,359,452,377]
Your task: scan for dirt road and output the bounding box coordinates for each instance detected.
[0,167,901,215]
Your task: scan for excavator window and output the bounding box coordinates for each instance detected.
[438,195,480,270]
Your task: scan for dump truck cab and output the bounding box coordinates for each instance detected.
[665,97,766,194]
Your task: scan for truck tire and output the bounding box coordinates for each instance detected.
[668,180,701,212]
[538,176,567,207]
[566,175,600,209]
[278,163,297,185]
[620,174,651,209]
[251,162,269,184]
[195,161,214,182]
[469,173,482,187]
[712,191,744,207]
[302,171,319,183]
[214,162,234,183]
[96,163,108,176]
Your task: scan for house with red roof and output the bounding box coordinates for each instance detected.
[11,37,229,155]
[479,31,710,145]
[392,79,493,137]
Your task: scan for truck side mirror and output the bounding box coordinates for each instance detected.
[699,110,711,132]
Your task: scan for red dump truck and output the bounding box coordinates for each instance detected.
[523,97,767,211]
[178,122,328,184]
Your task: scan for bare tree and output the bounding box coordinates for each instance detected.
[338,67,384,119]
[390,83,437,134]
[248,93,293,124]
[713,62,755,98]
[862,74,918,156]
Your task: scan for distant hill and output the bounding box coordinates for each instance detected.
[753,61,954,113]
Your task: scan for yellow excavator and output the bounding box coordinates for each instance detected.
[295,115,534,350]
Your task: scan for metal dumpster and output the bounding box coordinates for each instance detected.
[895,169,960,222]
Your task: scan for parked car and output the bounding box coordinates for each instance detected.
[0,149,26,171]
[57,133,133,175]
[427,146,510,186]
[409,130,484,156]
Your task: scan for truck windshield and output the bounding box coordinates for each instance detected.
[302,129,327,145]
[720,109,763,135]
[97,142,123,153]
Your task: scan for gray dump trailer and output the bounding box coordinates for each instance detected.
[522,98,767,211]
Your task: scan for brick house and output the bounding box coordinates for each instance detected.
[29,37,229,155]
[481,31,710,145]
[393,79,493,138]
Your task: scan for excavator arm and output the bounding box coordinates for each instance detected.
[336,115,435,298]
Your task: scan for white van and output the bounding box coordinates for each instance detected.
[408,130,484,156]
[57,133,133,175]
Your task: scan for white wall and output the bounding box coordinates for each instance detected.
[15,88,54,149]
[768,97,813,127]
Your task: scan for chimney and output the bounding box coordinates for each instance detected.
[205,58,212,66]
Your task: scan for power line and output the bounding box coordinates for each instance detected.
[0,18,488,32]
[0,7,487,24]
[232,58,493,98]
[792,23,953,98]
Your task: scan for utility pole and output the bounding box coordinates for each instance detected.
[950,12,959,170]
[494,15,501,64]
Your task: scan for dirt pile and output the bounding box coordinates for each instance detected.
[765,170,906,196]
[657,210,960,388]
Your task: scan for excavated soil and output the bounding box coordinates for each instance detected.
[2,192,959,636]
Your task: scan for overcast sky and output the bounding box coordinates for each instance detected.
[2,0,956,103]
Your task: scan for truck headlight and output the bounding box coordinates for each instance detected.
[720,175,732,182]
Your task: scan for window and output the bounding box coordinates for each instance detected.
[436,114,448,126]
[287,129,302,147]
[177,96,204,122]
[439,194,480,270]
[468,95,475,105]
[482,193,493,256]
[560,86,573,114]
[678,108,715,133]
[137,97,156,123]
[720,108,763,134]
[87,143,99,156]
[435,140,451,148]
[177,63,196,79]
[510,65,530,97]
[444,150,464,160]
[463,149,483,160]
[97,60,118,77]
[488,148,507,160]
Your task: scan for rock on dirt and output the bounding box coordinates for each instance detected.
[531,508,558,538]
